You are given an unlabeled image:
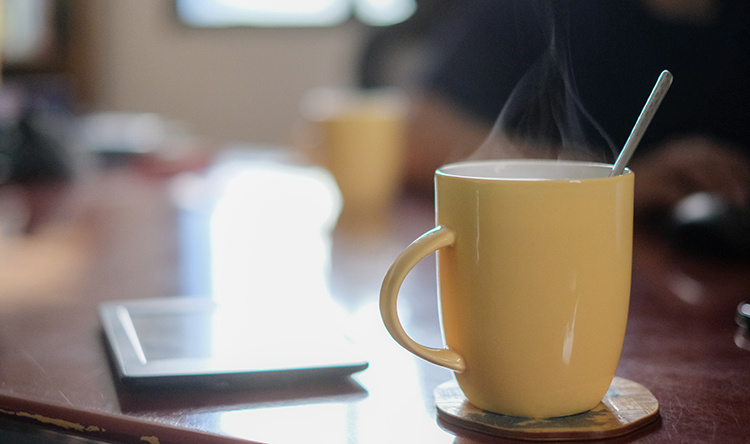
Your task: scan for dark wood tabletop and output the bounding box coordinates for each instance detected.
[0,151,748,444]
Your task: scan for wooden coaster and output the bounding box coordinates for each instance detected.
[435,377,659,441]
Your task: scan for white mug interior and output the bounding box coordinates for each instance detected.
[437,159,631,181]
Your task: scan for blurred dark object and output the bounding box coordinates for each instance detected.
[737,301,750,330]
[357,0,460,90]
[0,0,91,185]
[665,192,750,261]
[0,111,72,183]
[736,301,750,352]
[0,80,75,184]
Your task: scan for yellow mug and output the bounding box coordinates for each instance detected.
[380,159,634,418]
[301,88,407,215]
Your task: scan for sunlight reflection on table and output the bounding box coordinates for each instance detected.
[216,301,453,444]
[209,159,341,302]
[172,152,454,443]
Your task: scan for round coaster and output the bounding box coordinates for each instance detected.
[435,377,659,441]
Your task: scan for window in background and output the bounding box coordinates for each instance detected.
[2,0,56,66]
[175,0,417,27]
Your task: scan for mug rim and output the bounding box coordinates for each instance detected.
[436,159,631,181]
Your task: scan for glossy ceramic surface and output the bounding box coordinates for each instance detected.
[381,160,634,417]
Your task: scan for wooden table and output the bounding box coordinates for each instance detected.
[0,151,748,443]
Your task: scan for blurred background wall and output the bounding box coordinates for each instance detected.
[92,1,364,145]
[5,0,368,146]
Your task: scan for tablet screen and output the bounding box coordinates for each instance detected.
[130,311,213,361]
[100,297,368,389]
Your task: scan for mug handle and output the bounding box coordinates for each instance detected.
[380,225,466,372]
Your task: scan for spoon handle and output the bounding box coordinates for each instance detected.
[611,70,673,177]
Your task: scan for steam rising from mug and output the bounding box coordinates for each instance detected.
[467,7,617,163]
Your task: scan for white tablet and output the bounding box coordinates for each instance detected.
[99,297,368,389]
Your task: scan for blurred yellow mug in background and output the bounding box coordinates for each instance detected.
[300,88,407,217]
[381,159,634,418]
